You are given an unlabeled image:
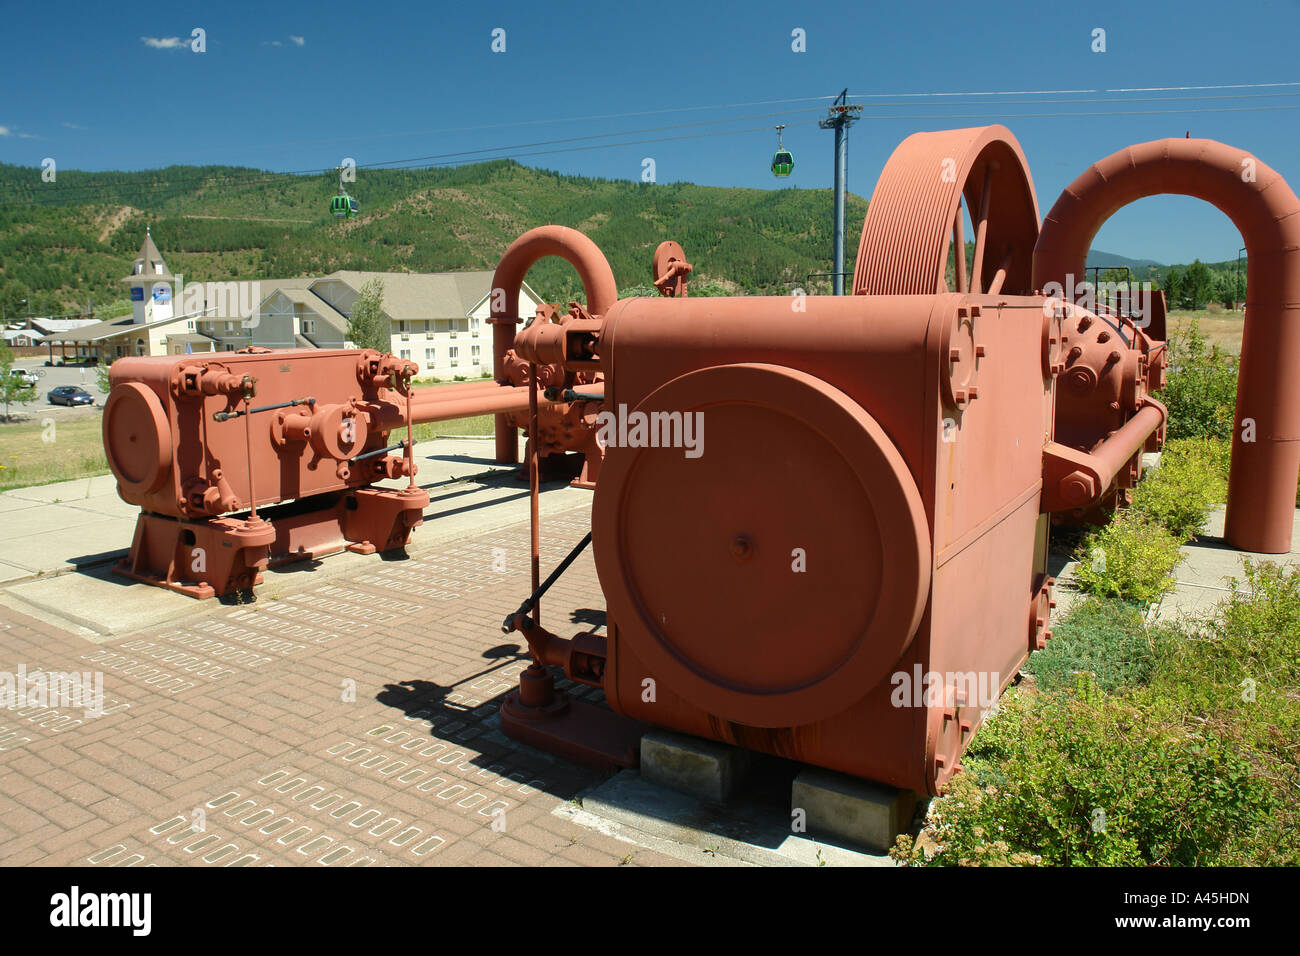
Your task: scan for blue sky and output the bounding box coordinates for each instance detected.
[3,0,1300,264]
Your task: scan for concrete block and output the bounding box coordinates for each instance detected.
[640,729,752,804]
[792,767,917,852]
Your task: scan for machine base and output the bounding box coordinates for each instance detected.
[115,485,429,600]
[499,689,644,773]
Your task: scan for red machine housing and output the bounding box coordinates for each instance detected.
[103,347,431,598]
[494,126,1189,797]
[503,289,1160,794]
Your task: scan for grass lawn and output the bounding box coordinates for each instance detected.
[1166,308,1244,354]
[411,414,495,440]
[0,413,108,492]
[0,408,496,493]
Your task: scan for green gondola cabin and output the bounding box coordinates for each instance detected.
[330,195,359,219]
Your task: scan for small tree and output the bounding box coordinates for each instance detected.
[0,340,37,422]
[95,357,114,394]
[1183,259,1214,310]
[348,277,391,352]
[1162,267,1183,309]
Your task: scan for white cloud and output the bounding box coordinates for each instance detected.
[0,125,9,137]
[62,122,85,130]
[289,35,305,46]
[140,36,186,50]
[0,125,36,138]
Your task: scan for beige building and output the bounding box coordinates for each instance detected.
[250,271,544,378]
[37,231,215,362]
[40,233,545,379]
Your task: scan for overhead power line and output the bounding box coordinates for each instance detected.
[5,83,1300,207]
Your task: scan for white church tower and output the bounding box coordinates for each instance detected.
[121,228,175,326]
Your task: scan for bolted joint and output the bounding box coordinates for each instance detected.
[1060,470,1098,506]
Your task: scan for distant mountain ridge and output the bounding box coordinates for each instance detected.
[0,159,1226,316]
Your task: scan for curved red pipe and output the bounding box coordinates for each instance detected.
[488,226,618,463]
[1034,138,1300,553]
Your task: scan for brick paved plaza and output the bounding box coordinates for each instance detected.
[0,503,681,867]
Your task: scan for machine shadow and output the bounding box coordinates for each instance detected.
[372,638,614,803]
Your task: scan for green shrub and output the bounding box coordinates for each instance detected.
[1161,559,1300,719]
[893,676,1274,867]
[1130,437,1230,541]
[1161,321,1239,441]
[1029,597,1173,693]
[1072,512,1183,604]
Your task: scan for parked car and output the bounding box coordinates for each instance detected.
[7,368,39,387]
[47,386,95,407]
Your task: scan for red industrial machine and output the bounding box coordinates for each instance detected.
[99,120,1300,804]
[488,230,695,489]
[99,229,678,599]
[491,124,1300,799]
[101,348,581,598]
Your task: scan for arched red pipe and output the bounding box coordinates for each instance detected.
[488,226,618,463]
[1034,138,1300,553]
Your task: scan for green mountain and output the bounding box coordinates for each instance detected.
[0,158,1240,320]
[0,160,868,317]
[1084,250,1164,273]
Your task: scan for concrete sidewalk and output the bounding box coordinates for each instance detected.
[0,438,593,639]
[1052,506,1300,621]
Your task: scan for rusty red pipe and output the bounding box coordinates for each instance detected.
[375,385,535,429]
[1089,400,1166,485]
[377,382,606,430]
[488,226,618,464]
[1034,138,1300,553]
[1045,398,1167,510]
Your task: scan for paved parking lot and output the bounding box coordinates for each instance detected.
[8,362,107,406]
[0,497,680,867]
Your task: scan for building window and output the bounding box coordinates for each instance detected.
[186,320,195,330]
[449,346,459,367]
[302,318,315,335]
[400,349,411,360]
[425,347,436,366]
[225,321,234,333]
[471,345,481,363]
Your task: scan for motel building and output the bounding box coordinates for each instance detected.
[37,230,214,363]
[243,271,545,379]
[40,233,545,380]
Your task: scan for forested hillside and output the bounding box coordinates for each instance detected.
[0,158,1249,319]
[0,160,867,316]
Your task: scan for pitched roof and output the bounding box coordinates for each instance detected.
[197,277,314,321]
[253,283,349,332]
[321,270,511,321]
[122,228,174,284]
[38,308,207,343]
[31,317,100,334]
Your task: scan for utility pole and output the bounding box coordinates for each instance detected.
[819,89,862,295]
[1236,246,1247,310]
